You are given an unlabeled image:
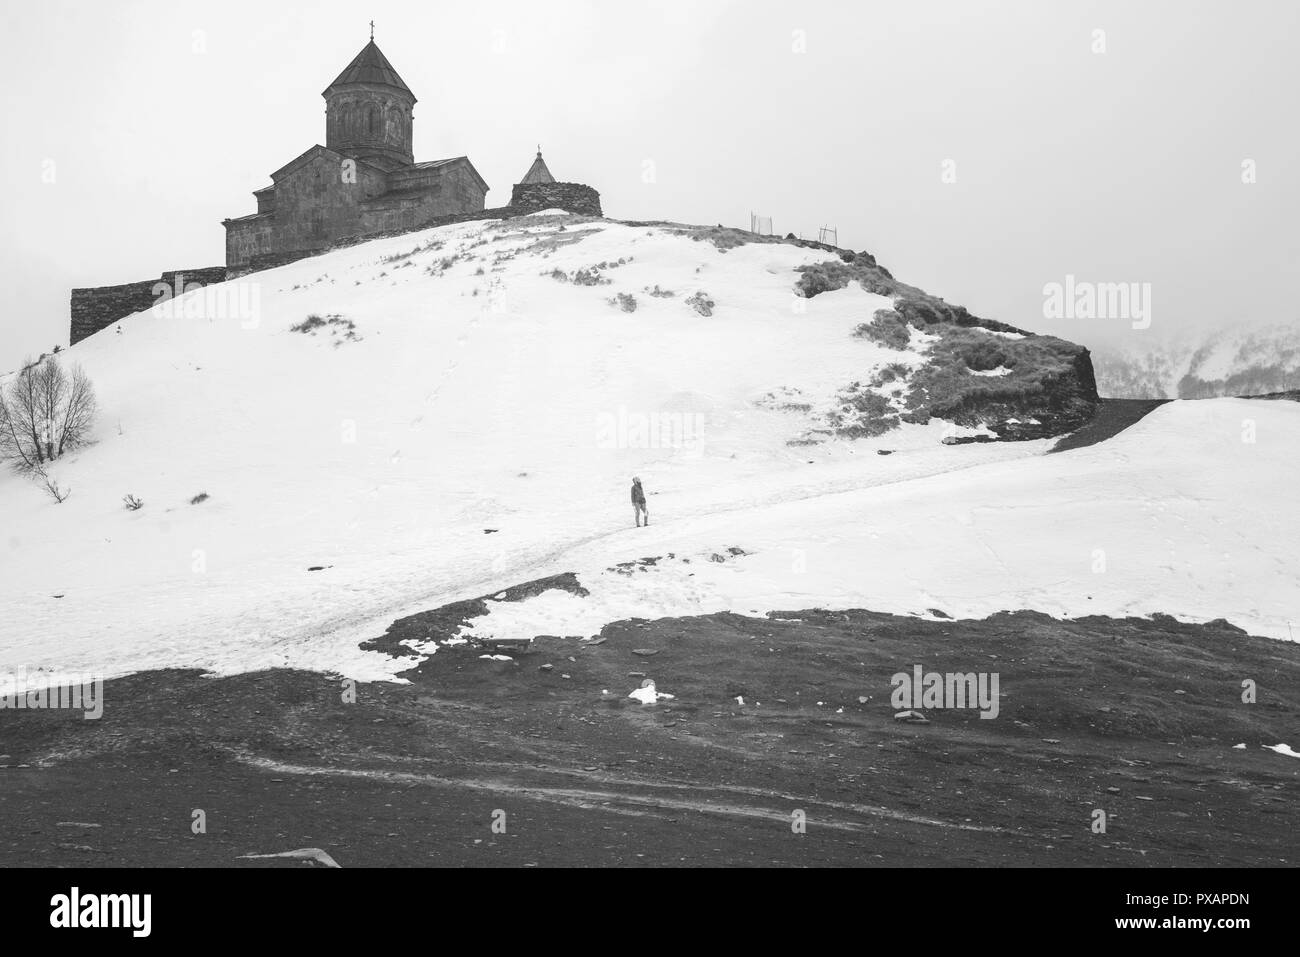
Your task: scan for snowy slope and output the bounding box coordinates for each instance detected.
[2,214,1297,686]
[459,397,1300,647]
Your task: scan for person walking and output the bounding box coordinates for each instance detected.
[631,476,649,527]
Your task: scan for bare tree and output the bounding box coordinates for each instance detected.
[0,358,45,468]
[34,358,67,461]
[0,391,16,468]
[0,355,97,471]
[0,380,36,470]
[54,363,97,456]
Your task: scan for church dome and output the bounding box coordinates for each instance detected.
[322,39,416,100]
[323,39,416,167]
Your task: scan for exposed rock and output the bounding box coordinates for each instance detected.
[792,251,1099,442]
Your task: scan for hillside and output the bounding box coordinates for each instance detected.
[1093,322,1300,399]
[1,212,1296,690]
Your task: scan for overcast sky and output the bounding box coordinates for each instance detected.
[1,0,1296,371]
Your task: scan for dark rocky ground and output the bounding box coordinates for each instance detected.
[1245,390,1300,402]
[2,602,1296,868]
[1050,398,1171,453]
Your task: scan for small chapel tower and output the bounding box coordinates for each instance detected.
[519,148,557,185]
[323,32,416,168]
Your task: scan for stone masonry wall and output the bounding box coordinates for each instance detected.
[509,182,602,216]
[70,267,226,345]
[226,183,603,277]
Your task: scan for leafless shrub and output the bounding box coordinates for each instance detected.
[123,494,144,511]
[381,245,422,265]
[0,356,97,471]
[290,314,359,342]
[190,492,210,505]
[425,254,461,276]
[290,315,329,334]
[33,465,70,503]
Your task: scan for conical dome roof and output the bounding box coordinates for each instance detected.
[324,40,415,100]
[520,149,557,185]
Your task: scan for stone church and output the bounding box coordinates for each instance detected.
[222,37,585,272]
[71,33,600,344]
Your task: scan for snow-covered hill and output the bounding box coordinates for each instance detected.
[2,213,1297,686]
[451,396,1299,648]
[1094,322,1300,398]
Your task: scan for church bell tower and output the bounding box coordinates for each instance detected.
[323,30,416,168]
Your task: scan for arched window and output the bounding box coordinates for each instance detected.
[367,105,378,137]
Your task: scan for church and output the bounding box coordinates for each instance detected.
[222,35,575,273]
[71,32,600,344]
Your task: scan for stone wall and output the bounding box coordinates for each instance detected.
[227,206,505,277]
[70,267,226,345]
[160,267,228,290]
[235,250,313,275]
[359,164,487,234]
[509,182,602,217]
[227,183,603,277]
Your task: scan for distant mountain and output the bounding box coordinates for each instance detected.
[1094,323,1300,398]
